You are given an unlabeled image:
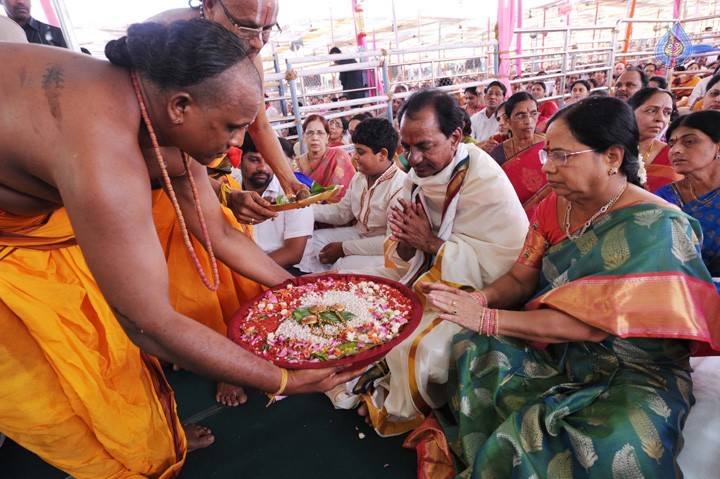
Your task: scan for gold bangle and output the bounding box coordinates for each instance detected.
[272,367,289,396]
[495,310,500,336]
[218,182,233,207]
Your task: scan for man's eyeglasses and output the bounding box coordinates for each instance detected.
[539,148,596,166]
[216,0,281,42]
[511,111,539,121]
[304,130,328,137]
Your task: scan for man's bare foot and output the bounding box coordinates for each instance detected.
[215,382,247,407]
[183,423,214,452]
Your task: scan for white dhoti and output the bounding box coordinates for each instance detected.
[303,227,386,273]
[333,144,528,436]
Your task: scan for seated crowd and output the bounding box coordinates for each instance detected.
[258,54,720,280]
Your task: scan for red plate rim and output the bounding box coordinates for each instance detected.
[228,273,424,369]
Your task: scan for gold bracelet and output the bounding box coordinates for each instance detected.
[272,367,289,396]
[218,182,233,207]
[478,308,487,335]
[266,367,289,407]
[495,310,500,336]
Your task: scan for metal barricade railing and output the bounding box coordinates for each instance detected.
[265,41,497,149]
[261,13,719,146]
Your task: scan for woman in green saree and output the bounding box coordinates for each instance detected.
[415,97,720,478]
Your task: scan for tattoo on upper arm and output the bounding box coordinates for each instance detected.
[42,64,64,121]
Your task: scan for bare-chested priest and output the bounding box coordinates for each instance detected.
[0,19,358,479]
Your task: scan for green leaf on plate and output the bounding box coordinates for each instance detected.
[337,341,359,354]
[292,307,311,323]
[310,352,328,361]
[319,311,342,323]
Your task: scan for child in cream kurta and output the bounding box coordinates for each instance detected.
[302,164,405,272]
[301,118,407,273]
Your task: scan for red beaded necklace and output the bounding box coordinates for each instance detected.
[130,70,220,291]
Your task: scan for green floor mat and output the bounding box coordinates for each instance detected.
[0,368,417,478]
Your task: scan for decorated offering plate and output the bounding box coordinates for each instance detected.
[228,274,422,369]
[267,185,342,211]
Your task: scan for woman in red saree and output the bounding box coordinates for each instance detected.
[489,92,549,218]
[629,87,683,192]
[294,114,356,199]
[327,116,349,148]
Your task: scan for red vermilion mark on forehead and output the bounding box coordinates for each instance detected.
[257,0,276,25]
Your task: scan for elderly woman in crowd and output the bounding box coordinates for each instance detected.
[628,87,682,192]
[489,92,549,217]
[566,79,591,104]
[529,81,559,133]
[655,110,720,292]
[294,114,356,198]
[415,97,719,478]
[327,115,349,147]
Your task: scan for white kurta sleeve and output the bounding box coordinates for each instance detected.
[311,179,356,225]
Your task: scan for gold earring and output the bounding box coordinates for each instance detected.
[608,168,617,176]
[173,119,181,124]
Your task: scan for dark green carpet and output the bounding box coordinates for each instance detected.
[0,368,417,478]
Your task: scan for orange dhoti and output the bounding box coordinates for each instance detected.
[151,186,264,334]
[0,209,185,479]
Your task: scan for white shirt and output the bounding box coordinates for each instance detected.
[231,172,314,256]
[470,108,499,142]
[265,105,279,118]
[312,164,406,256]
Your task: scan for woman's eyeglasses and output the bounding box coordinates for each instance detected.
[304,130,328,137]
[216,0,281,42]
[511,111,539,121]
[539,148,596,166]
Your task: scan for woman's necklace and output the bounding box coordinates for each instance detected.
[131,70,220,291]
[303,152,322,175]
[564,182,628,241]
[511,134,537,157]
[640,140,655,166]
[688,181,699,201]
